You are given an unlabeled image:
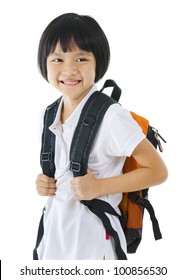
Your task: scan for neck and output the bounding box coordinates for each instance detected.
[60,98,79,123]
[60,85,94,123]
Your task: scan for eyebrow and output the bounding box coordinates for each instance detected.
[49,51,93,57]
[76,52,93,56]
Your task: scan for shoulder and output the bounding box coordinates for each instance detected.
[100,103,145,156]
[104,102,141,130]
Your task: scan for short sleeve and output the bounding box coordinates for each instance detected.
[106,104,146,157]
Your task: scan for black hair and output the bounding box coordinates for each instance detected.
[38,13,110,83]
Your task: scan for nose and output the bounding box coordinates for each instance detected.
[62,61,78,76]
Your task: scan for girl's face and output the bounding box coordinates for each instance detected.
[47,42,96,105]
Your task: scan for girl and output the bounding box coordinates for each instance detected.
[35,13,168,260]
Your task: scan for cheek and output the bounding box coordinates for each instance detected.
[47,66,56,84]
[46,71,52,83]
[93,62,96,81]
[89,63,96,82]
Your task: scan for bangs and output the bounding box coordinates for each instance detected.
[46,16,96,54]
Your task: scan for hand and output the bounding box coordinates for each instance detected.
[70,169,99,201]
[36,173,56,196]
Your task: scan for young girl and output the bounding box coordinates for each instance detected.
[35,13,168,260]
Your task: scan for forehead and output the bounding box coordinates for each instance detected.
[51,41,93,55]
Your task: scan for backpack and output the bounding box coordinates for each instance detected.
[33,79,166,260]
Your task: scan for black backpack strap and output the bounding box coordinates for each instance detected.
[69,85,128,259]
[33,207,45,260]
[40,97,61,177]
[83,200,127,260]
[70,90,117,177]
[128,193,162,240]
[33,97,61,260]
[100,79,122,102]
[147,125,166,152]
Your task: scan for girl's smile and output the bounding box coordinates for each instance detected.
[60,79,81,86]
[47,42,96,106]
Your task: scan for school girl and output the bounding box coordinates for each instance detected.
[35,13,168,260]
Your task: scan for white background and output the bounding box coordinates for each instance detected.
[0,0,185,278]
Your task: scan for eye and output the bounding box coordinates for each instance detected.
[53,58,63,63]
[76,58,88,63]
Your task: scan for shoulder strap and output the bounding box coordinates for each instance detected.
[40,97,61,177]
[100,79,122,102]
[34,98,61,259]
[69,82,128,260]
[70,90,117,177]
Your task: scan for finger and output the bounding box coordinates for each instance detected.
[36,185,56,197]
[37,191,56,196]
[70,177,80,186]
[36,180,56,196]
[36,184,56,191]
[35,176,56,188]
[70,184,77,194]
[37,173,56,183]
[36,181,56,189]
[37,186,56,196]
[70,178,75,185]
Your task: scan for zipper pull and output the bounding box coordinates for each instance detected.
[152,127,166,152]
[155,133,164,152]
[157,132,167,143]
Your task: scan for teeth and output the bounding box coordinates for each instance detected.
[63,80,79,85]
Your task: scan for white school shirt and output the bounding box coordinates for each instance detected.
[37,84,145,260]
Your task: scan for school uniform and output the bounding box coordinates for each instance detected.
[37,84,145,260]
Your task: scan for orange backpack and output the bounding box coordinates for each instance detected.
[119,112,165,253]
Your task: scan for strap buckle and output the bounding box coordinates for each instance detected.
[41,152,53,162]
[134,195,148,207]
[70,161,81,173]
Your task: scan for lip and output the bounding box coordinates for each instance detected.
[60,80,81,86]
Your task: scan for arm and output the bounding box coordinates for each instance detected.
[71,138,168,201]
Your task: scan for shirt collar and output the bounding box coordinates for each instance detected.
[49,84,98,133]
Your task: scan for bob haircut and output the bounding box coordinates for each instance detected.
[38,13,110,83]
